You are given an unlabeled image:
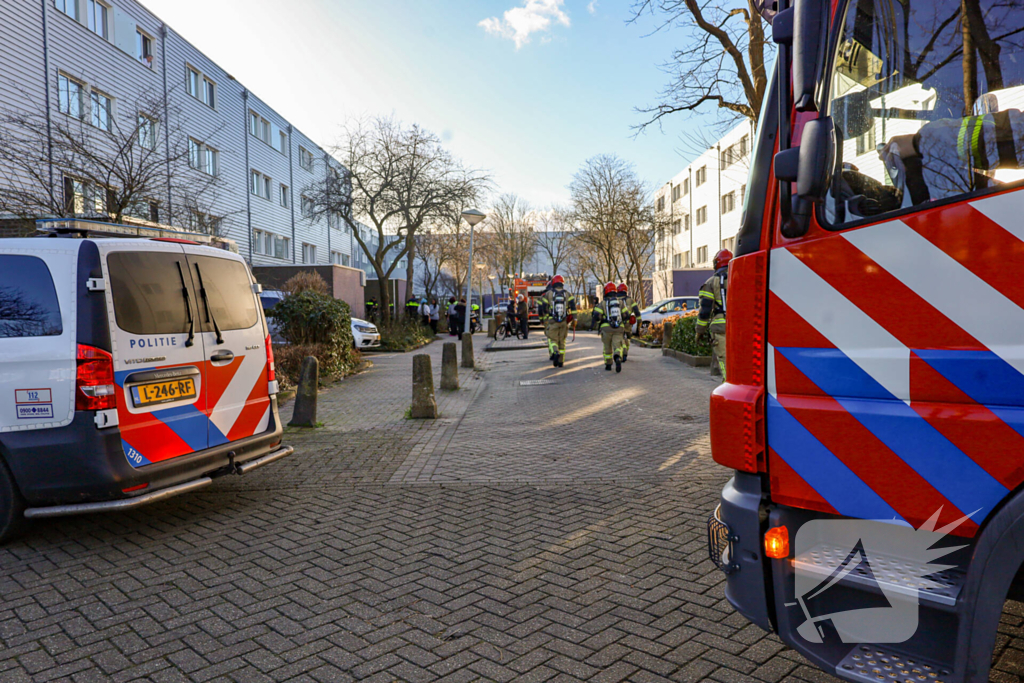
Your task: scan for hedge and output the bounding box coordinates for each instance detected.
[270,290,360,385]
[667,315,713,356]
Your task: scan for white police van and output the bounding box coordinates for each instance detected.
[0,235,292,541]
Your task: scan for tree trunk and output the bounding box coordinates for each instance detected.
[405,234,417,297]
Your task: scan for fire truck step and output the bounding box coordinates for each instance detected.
[835,644,953,683]
[793,543,965,608]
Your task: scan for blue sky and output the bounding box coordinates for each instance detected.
[145,0,710,207]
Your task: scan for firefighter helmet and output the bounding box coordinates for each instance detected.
[617,283,628,295]
[713,249,733,270]
[603,282,617,296]
[550,275,564,286]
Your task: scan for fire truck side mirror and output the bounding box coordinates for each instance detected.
[796,117,835,201]
[792,0,829,112]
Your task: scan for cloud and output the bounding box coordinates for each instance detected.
[587,0,597,14]
[479,0,571,49]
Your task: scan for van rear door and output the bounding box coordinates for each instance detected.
[182,249,270,446]
[103,244,209,467]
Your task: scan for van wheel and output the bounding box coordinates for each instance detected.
[0,459,25,544]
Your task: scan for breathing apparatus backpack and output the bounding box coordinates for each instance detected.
[552,290,567,323]
[606,297,623,329]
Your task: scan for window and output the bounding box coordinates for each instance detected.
[86,0,107,38]
[696,206,707,225]
[671,185,681,202]
[190,140,217,176]
[277,130,287,154]
[203,78,215,108]
[683,214,691,231]
[0,255,63,338]
[108,252,193,335]
[739,135,748,158]
[263,175,272,200]
[721,191,736,214]
[672,253,683,269]
[187,67,200,98]
[825,0,1024,225]
[189,256,259,331]
[697,246,709,265]
[656,196,665,212]
[249,111,260,137]
[722,237,735,252]
[682,250,690,267]
[250,170,270,199]
[126,199,159,223]
[298,146,314,171]
[203,146,218,176]
[682,178,689,196]
[331,250,351,266]
[138,114,156,150]
[58,74,84,118]
[696,166,707,186]
[89,91,111,131]
[55,0,77,20]
[66,178,105,214]
[279,184,289,208]
[186,66,215,108]
[136,30,153,66]
[253,230,290,259]
[302,243,316,264]
[301,195,314,218]
[672,220,682,235]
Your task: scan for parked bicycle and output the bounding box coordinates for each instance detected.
[495,314,523,341]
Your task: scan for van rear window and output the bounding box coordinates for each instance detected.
[0,255,62,338]
[190,256,259,331]
[108,251,191,335]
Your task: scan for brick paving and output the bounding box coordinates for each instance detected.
[0,332,1016,681]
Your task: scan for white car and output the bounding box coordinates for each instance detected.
[640,297,700,329]
[351,318,380,349]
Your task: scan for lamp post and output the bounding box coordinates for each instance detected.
[461,209,486,334]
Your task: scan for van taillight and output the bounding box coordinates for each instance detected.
[76,344,116,411]
[265,333,276,383]
[709,251,767,473]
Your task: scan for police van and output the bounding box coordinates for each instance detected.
[0,236,292,541]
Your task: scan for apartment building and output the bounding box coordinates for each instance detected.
[0,0,355,268]
[652,120,755,300]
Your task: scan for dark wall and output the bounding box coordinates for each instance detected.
[251,265,367,319]
[672,269,714,298]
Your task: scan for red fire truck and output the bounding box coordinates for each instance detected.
[708,1,1024,680]
[510,275,550,326]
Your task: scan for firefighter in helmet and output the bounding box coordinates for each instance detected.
[696,249,731,380]
[538,275,575,367]
[593,282,629,373]
[617,282,641,363]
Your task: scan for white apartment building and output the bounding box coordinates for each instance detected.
[652,120,756,301]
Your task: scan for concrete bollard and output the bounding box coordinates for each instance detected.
[662,320,674,348]
[487,318,497,339]
[461,333,474,369]
[289,356,319,427]
[411,354,438,418]
[441,343,459,391]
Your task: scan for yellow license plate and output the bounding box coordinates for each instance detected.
[131,377,197,407]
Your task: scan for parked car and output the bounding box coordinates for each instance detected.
[0,237,292,542]
[640,297,700,329]
[351,318,380,348]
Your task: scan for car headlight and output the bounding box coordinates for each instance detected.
[355,325,376,334]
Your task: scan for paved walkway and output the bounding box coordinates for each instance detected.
[0,333,1017,681]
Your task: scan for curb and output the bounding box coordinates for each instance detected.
[662,348,712,366]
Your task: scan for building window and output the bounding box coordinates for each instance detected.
[298,146,314,171]
[683,177,689,196]
[55,0,78,20]
[63,177,106,215]
[332,250,351,266]
[671,185,681,202]
[138,114,157,150]
[203,78,215,108]
[254,230,291,259]
[203,147,218,176]
[90,91,112,131]
[855,125,876,156]
[187,67,200,98]
[136,30,153,67]
[672,220,682,235]
[739,135,748,158]
[722,236,735,252]
[656,196,665,212]
[186,66,215,108]
[58,74,84,119]
[682,250,690,267]
[696,166,707,187]
[250,170,271,199]
[279,184,289,208]
[86,0,108,39]
[302,243,316,264]
[190,139,217,176]
[697,245,709,265]
[263,175,272,200]
[278,130,288,154]
[249,111,259,137]
[672,253,682,269]
[683,214,690,231]
[721,191,736,214]
[696,206,707,226]
[301,195,314,218]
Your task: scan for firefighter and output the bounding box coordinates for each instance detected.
[696,249,731,380]
[405,297,420,319]
[593,282,627,373]
[538,275,575,368]
[366,297,378,321]
[617,283,641,363]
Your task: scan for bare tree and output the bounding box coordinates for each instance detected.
[534,206,577,277]
[483,193,537,281]
[303,116,487,318]
[631,0,773,130]
[0,86,227,231]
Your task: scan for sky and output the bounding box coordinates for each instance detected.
[144,0,709,208]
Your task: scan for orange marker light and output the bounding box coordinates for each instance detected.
[764,526,790,559]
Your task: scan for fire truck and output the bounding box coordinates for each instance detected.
[509,274,550,326]
[708,0,1024,680]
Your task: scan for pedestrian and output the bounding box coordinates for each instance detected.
[406,297,420,320]
[617,283,641,363]
[696,249,731,380]
[429,298,440,334]
[419,297,430,327]
[366,297,378,321]
[454,297,467,341]
[516,294,529,339]
[447,297,458,336]
[592,282,626,373]
[538,275,575,367]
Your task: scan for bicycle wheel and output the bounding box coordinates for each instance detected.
[496,325,507,341]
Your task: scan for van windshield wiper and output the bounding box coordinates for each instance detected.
[193,263,224,344]
[176,261,195,347]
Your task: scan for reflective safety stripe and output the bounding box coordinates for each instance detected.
[958,117,971,163]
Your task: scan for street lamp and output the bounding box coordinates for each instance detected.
[461,209,486,334]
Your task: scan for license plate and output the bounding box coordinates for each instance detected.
[131,377,197,407]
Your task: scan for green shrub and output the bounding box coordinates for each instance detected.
[378,318,435,352]
[271,290,359,383]
[668,315,713,356]
[574,310,593,329]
